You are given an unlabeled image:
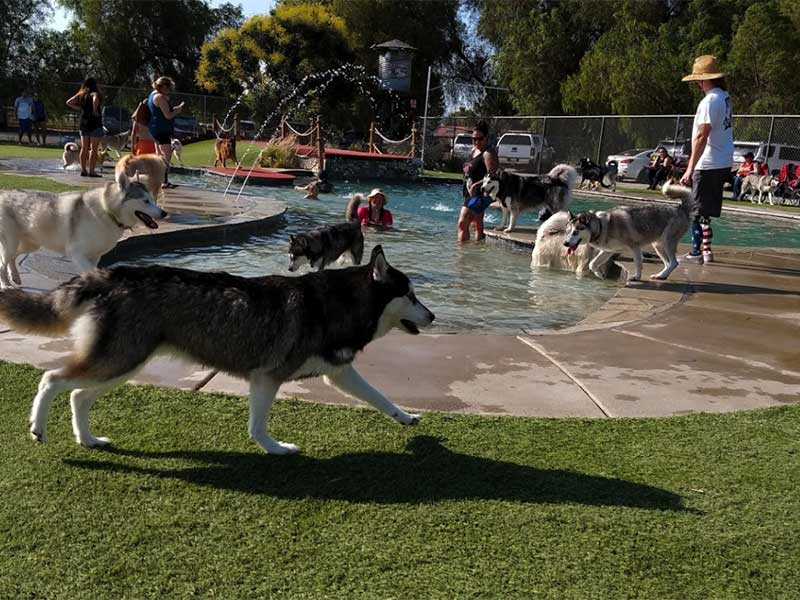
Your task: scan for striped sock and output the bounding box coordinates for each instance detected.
[701,221,713,263]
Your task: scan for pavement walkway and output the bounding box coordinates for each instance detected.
[0,164,798,418]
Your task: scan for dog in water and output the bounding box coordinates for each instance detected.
[115,153,168,202]
[0,170,165,288]
[563,186,692,282]
[579,158,619,191]
[0,246,434,454]
[480,164,578,233]
[62,141,114,173]
[287,195,365,272]
[530,210,601,275]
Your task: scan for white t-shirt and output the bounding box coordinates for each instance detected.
[15,96,33,120]
[692,88,733,170]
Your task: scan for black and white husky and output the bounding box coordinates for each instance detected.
[287,195,364,271]
[0,246,435,455]
[480,164,578,233]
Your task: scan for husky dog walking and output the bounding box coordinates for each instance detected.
[481,163,578,233]
[287,195,365,272]
[0,246,434,455]
[0,170,165,288]
[563,189,693,282]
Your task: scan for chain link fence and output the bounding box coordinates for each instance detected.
[0,77,236,144]
[419,114,800,178]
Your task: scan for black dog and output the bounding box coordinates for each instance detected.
[579,157,618,191]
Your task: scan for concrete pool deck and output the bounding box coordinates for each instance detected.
[0,166,798,419]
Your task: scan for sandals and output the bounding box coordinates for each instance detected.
[162,182,178,189]
[87,173,102,178]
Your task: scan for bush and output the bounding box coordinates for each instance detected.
[257,135,299,168]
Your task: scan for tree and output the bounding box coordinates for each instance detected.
[197,4,360,132]
[57,0,243,89]
[0,0,53,79]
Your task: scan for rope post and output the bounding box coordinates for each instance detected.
[281,116,287,139]
[410,124,417,158]
[212,114,216,137]
[369,122,375,153]
[316,115,324,172]
[234,113,240,139]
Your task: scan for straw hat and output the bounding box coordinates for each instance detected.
[367,188,387,203]
[682,55,726,81]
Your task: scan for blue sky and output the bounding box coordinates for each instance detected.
[50,0,275,30]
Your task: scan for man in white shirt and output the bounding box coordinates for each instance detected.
[14,90,34,145]
[679,55,734,264]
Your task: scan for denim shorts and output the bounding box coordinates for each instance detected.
[18,118,33,133]
[80,126,105,139]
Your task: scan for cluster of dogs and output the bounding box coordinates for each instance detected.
[61,130,185,174]
[0,149,695,457]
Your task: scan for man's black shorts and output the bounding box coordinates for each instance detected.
[692,167,728,218]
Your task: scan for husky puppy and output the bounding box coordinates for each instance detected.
[531,211,600,274]
[115,153,168,202]
[288,195,364,272]
[741,173,780,205]
[0,246,434,455]
[563,190,692,282]
[579,158,619,191]
[98,130,130,159]
[481,163,578,233]
[0,171,166,288]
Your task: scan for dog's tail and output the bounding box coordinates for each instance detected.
[64,142,80,152]
[346,194,363,223]
[661,180,696,215]
[548,163,579,191]
[0,277,98,337]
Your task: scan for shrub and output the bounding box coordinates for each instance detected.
[257,135,299,168]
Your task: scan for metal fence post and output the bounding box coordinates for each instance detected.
[596,116,606,165]
[420,65,432,172]
[671,115,681,160]
[765,115,775,167]
[536,116,547,175]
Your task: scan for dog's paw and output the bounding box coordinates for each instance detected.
[266,441,301,455]
[29,425,46,443]
[395,411,421,426]
[503,227,515,234]
[79,435,112,448]
[590,269,606,280]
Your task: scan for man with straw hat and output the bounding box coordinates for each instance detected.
[679,55,734,264]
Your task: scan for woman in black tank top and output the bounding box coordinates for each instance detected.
[66,77,104,177]
[457,121,498,241]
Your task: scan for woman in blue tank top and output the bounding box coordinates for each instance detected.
[148,76,185,189]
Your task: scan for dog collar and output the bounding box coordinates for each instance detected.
[106,211,126,229]
[589,217,604,243]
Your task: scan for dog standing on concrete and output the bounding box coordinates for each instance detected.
[0,246,434,455]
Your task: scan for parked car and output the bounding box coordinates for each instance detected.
[657,138,692,163]
[732,141,800,175]
[496,132,555,171]
[173,116,198,140]
[239,120,257,139]
[607,148,654,182]
[101,106,131,134]
[450,133,473,162]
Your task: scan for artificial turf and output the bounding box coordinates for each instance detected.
[0,360,798,599]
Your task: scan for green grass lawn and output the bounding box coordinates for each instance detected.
[1,360,798,598]
[616,183,800,214]
[0,173,82,193]
[0,142,63,160]
[177,138,261,168]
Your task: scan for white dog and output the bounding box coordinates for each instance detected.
[531,211,600,274]
[0,171,166,288]
[170,138,185,166]
[62,141,114,173]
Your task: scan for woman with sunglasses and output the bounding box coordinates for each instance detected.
[457,120,498,241]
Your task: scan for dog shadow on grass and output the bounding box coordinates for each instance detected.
[64,435,686,511]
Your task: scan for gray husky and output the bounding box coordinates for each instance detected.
[0,171,166,288]
[0,246,434,455]
[481,164,578,233]
[563,192,692,282]
[287,195,364,272]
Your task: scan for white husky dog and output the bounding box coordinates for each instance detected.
[531,211,599,274]
[0,171,166,288]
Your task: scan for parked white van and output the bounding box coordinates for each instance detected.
[496,132,554,170]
